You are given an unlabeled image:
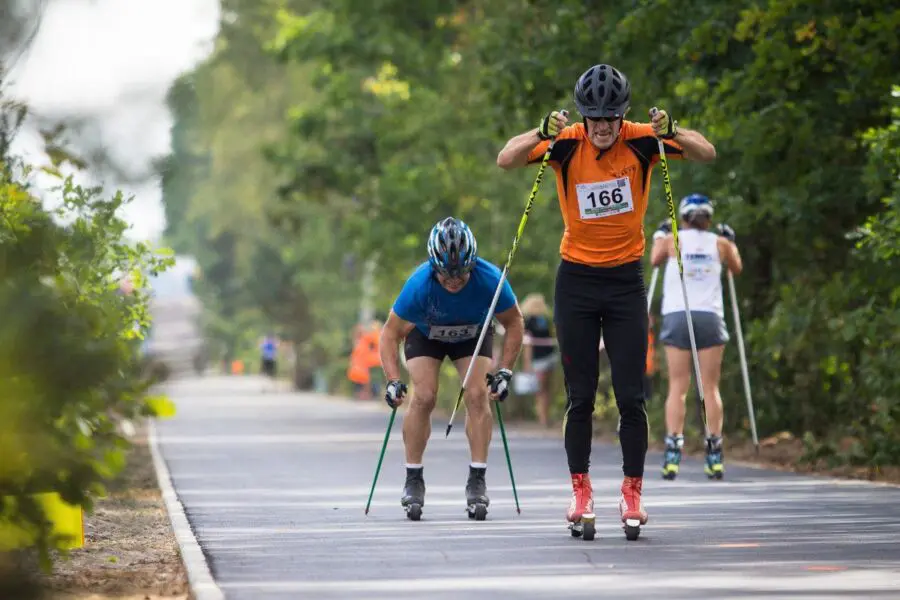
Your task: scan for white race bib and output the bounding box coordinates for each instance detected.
[575,177,634,220]
[683,250,717,282]
[428,324,479,342]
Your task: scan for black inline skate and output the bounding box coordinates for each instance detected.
[465,466,489,521]
[401,467,425,521]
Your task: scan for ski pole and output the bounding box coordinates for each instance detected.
[727,270,759,453]
[494,399,521,514]
[650,107,708,438]
[364,407,397,514]
[445,110,567,438]
[646,266,659,313]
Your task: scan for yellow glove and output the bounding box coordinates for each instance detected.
[537,110,568,140]
[650,108,678,139]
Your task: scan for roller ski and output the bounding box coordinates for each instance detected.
[566,473,596,541]
[618,476,648,541]
[465,466,490,521]
[704,436,725,480]
[401,467,425,521]
[661,434,684,480]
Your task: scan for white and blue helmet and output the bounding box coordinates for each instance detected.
[427,217,477,278]
[679,193,714,220]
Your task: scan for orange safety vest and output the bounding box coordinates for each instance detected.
[347,327,381,384]
[646,329,656,375]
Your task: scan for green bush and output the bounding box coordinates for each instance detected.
[0,163,174,567]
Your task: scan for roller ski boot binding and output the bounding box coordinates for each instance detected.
[704,436,725,480]
[465,466,490,521]
[566,473,595,541]
[401,467,425,521]
[661,434,684,480]
[619,476,648,541]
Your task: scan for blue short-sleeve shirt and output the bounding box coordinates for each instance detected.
[392,258,517,342]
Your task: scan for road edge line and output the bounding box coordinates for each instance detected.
[148,417,225,600]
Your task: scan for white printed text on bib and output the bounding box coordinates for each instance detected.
[575,177,634,220]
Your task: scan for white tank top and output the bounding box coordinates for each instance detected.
[661,229,724,317]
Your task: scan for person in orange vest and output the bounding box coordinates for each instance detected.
[363,318,384,396]
[347,323,370,399]
[347,320,382,400]
[645,315,657,404]
[497,64,716,540]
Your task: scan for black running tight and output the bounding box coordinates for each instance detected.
[554,259,649,478]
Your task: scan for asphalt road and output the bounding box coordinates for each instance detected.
[155,376,900,600]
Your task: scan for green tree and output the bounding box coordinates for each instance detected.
[164,0,900,465]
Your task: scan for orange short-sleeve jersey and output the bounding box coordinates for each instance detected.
[527,121,684,267]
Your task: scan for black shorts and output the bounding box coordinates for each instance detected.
[261,358,277,377]
[404,326,493,362]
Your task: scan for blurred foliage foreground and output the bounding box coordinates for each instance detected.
[0,157,174,575]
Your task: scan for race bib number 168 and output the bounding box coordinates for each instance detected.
[575,177,634,220]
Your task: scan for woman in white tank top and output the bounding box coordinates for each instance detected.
[649,194,742,481]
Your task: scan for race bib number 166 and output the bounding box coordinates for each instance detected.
[575,177,634,220]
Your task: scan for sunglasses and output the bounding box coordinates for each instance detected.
[585,115,621,123]
[435,268,471,281]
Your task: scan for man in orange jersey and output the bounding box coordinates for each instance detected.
[497,64,716,540]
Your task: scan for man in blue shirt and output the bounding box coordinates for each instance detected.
[380,217,525,521]
[259,334,278,392]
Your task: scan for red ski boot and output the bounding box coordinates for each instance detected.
[618,475,649,541]
[566,473,595,541]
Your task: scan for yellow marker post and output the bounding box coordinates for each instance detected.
[0,493,84,551]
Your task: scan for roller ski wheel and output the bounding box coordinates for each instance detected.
[623,519,641,541]
[465,466,490,522]
[467,503,488,521]
[568,514,596,541]
[705,467,724,481]
[401,467,425,522]
[405,503,423,521]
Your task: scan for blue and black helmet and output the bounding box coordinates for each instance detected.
[679,193,714,220]
[427,217,477,278]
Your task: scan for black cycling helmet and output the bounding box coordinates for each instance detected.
[573,64,631,119]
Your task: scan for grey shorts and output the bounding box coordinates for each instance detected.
[659,311,729,350]
[531,353,558,373]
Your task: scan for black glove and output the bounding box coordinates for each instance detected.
[716,223,736,242]
[384,379,407,409]
[653,219,672,240]
[485,368,513,401]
